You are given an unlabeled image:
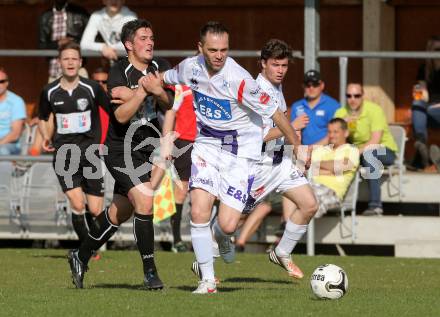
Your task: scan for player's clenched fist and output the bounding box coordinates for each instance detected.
[141,71,163,96]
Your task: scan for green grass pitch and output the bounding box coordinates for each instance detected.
[1,249,440,316]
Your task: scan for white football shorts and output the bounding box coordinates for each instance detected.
[189,143,256,212]
[245,155,309,212]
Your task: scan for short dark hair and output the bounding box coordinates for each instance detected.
[260,39,293,62]
[121,19,153,50]
[92,67,108,75]
[58,41,81,58]
[200,21,229,43]
[329,117,348,130]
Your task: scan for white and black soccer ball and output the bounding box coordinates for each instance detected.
[310,264,348,299]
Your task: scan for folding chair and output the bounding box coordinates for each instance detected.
[20,163,60,226]
[0,162,23,228]
[338,169,361,242]
[307,168,361,255]
[19,123,38,156]
[383,125,407,201]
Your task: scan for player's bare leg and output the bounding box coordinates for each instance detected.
[65,188,90,243]
[236,202,272,250]
[211,202,242,263]
[269,185,318,279]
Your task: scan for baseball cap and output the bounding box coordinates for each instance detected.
[304,69,321,84]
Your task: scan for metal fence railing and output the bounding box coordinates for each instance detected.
[3,48,439,106]
[2,49,440,253]
[0,49,304,58]
[318,51,440,107]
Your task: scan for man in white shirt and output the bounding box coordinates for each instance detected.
[80,0,136,61]
[159,22,300,294]
[236,39,318,280]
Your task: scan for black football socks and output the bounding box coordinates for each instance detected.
[71,210,88,242]
[133,213,156,274]
[78,208,118,265]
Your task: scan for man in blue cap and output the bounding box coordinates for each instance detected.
[290,69,340,145]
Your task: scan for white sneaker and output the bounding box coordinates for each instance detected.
[269,250,304,279]
[192,279,217,294]
[362,207,383,216]
[191,261,220,284]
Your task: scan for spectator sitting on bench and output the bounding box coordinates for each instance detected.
[264,69,340,250]
[335,82,398,216]
[410,35,440,172]
[309,118,360,218]
[0,67,26,155]
[236,118,359,249]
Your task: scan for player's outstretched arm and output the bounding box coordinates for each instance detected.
[263,127,283,142]
[160,84,191,162]
[111,86,134,105]
[162,109,177,138]
[263,124,301,143]
[271,109,300,147]
[143,71,173,111]
[162,84,192,137]
[112,78,148,124]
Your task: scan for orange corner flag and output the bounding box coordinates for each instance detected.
[153,170,176,224]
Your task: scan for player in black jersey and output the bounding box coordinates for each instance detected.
[38,42,108,250]
[67,19,174,290]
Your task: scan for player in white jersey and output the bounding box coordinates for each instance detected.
[243,39,318,279]
[158,22,300,294]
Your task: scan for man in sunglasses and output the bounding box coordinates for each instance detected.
[91,67,109,93]
[290,69,340,146]
[0,67,26,155]
[335,82,397,216]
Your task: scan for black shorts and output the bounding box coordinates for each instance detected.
[173,138,193,181]
[105,146,153,197]
[53,147,104,197]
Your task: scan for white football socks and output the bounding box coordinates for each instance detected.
[275,219,308,257]
[191,221,215,281]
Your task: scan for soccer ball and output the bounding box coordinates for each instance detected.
[310,264,348,299]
